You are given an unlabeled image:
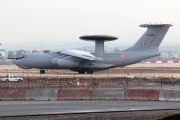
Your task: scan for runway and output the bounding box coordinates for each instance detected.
[0,101,180,117]
[2,64,180,78]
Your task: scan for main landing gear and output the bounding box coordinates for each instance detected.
[87,70,93,74]
[78,69,94,74]
[40,69,45,74]
[78,70,85,74]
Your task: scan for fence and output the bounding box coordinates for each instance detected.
[0,76,180,101]
[0,77,178,90]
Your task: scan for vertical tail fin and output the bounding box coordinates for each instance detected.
[126,24,172,51]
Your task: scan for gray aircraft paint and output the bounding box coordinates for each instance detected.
[12,24,172,74]
[126,24,170,51]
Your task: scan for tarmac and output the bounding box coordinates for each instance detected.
[1,63,180,78]
[0,101,180,117]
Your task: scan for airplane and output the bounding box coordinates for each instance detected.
[10,23,172,74]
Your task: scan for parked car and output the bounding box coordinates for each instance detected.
[0,75,23,82]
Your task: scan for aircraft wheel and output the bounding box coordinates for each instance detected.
[40,69,45,74]
[87,70,93,74]
[78,70,85,74]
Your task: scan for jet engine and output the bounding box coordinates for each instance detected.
[52,58,79,68]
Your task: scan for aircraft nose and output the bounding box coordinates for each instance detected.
[13,59,24,68]
[13,59,19,66]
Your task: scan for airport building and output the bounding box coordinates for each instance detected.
[0,43,6,59]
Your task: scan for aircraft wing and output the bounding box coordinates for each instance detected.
[59,50,103,61]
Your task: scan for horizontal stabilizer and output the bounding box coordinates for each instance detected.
[139,24,172,28]
[7,57,25,60]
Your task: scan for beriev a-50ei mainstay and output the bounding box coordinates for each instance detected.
[11,24,172,74]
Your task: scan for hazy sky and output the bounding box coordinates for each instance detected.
[0,0,179,50]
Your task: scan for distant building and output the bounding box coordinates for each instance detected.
[172,53,179,59]
[0,43,6,59]
[160,52,169,59]
[8,51,16,58]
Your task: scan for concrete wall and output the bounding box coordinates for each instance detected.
[1,89,180,101]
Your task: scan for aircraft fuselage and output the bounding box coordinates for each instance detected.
[13,48,159,72]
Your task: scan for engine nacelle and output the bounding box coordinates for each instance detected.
[52,58,58,66]
[52,58,79,68]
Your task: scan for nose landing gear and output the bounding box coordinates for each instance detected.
[40,69,45,74]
